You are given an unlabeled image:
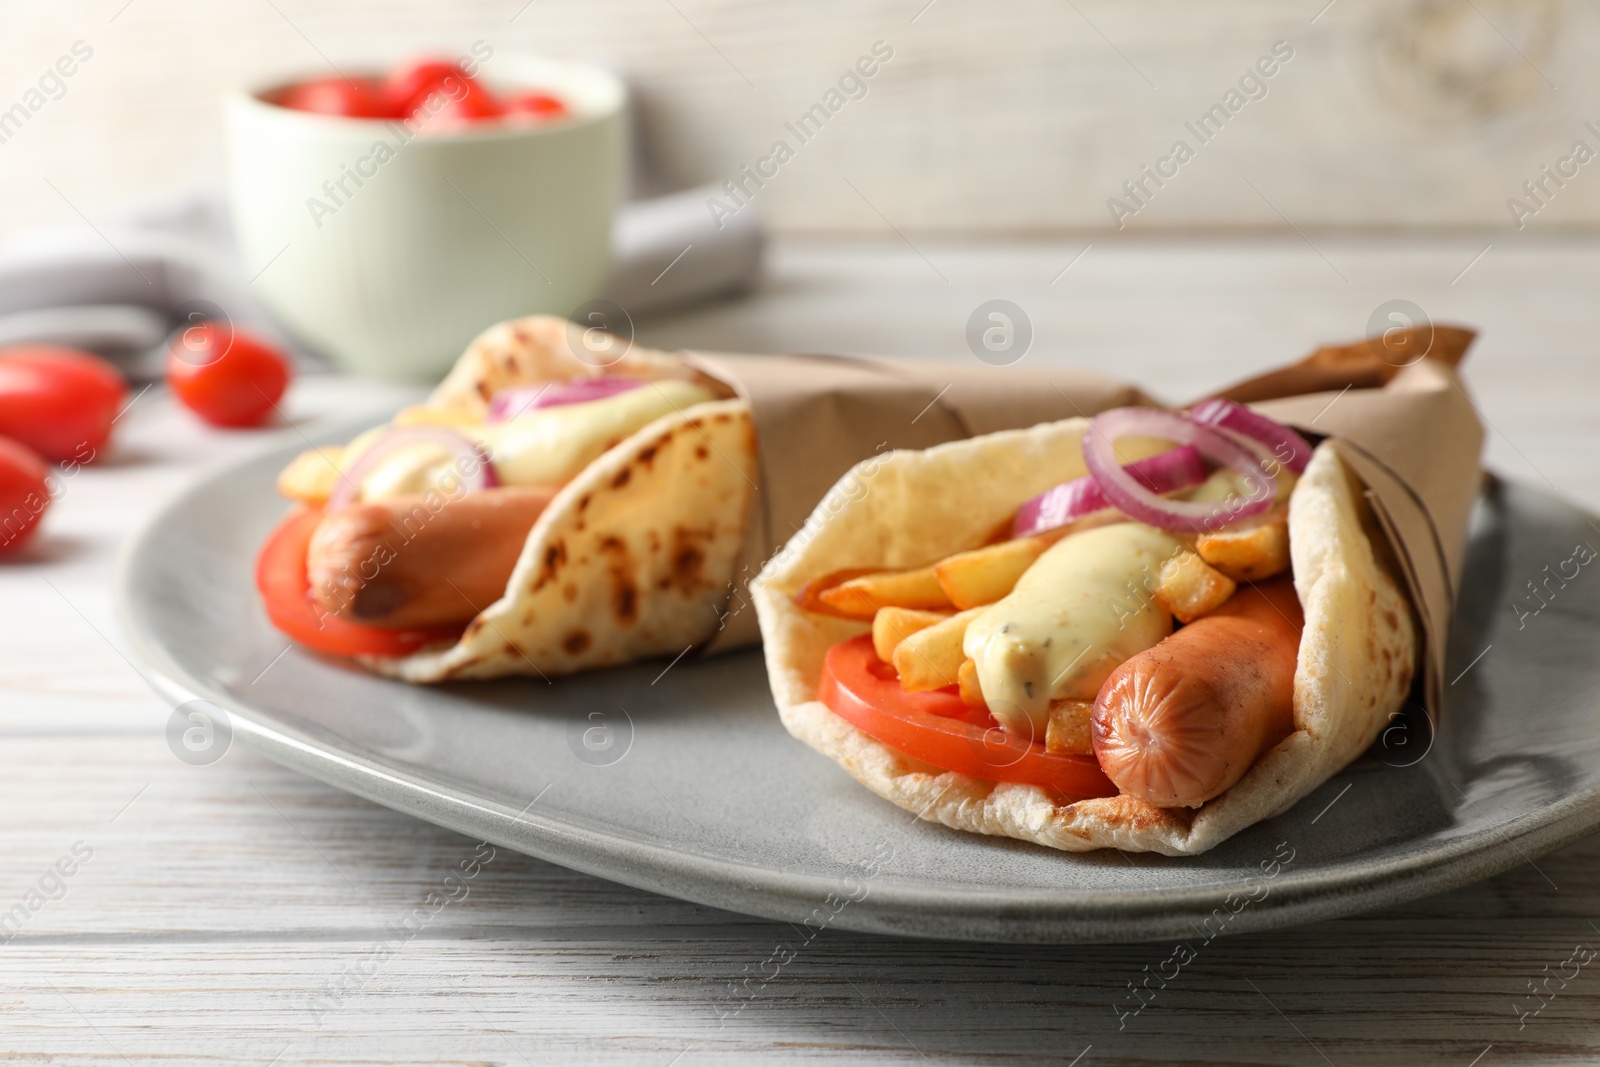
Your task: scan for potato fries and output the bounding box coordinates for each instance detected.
[816,565,952,618]
[957,658,985,707]
[1154,549,1237,623]
[392,405,481,428]
[934,537,1048,610]
[872,607,953,663]
[893,607,985,692]
[1196,509,1290,582]
[276,446,345,505]
[1045,700,1095,756]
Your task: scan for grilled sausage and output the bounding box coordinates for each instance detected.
[1091,578,1303,808]
[307,486,557,629]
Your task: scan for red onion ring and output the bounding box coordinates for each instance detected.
[1012,445,1206,538]
[1188,397,1313,476]
[326,425,495,511]
[487,377,645,423]
[1081,408,1275,533]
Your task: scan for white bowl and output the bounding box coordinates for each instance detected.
[226,57,626,380]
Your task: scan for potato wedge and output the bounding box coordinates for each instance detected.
[934,537,1048,610]
[816,565,952,618]
[893,607,985,692]
[1196,509,1290,582]
[957,658,985,708]
[277,446,346,505]
[872,607,953,664]
[1045,699,1095,756]
[1154,549,1237,623]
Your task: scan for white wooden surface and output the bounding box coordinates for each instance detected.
[5,0,1600,238]
[4,236,1600,1064]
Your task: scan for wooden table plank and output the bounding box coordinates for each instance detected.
[2,237,1597,1064]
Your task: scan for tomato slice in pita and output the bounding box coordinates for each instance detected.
[817,635,1117,800]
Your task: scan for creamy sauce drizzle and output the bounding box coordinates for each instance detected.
[964,523,1183,737]
[353,379,715,502]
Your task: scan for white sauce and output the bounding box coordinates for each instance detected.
[964,523,1183,738]
[476,379,715,487]
[351,379,716,502]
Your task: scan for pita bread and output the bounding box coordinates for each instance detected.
[352,317,758,682]
[752,422,1417,855]
[428,315,712,419]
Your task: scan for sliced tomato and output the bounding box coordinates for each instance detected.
[818,635,1117,800]
[255,507,461,658]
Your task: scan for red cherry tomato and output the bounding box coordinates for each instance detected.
[505,92,568,121]
[0,345,126,463]
[386,60,471,115]
[0,435,51,556]
[410,74,503,130]
[818,635,1118,800]
[166,322,292,429]
[256,506,462,658]
[281,76,395,119]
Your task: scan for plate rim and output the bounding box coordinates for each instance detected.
[113,425,1600,944]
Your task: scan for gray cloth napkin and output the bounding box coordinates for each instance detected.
[0,185,762,380]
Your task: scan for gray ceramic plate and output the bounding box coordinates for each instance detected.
[117,415,1600,943]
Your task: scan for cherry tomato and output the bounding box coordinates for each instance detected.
[0,435,51,556]
[166,322,292,429]
[386,60,471,115]
[818,635,1118,799]
[0,345,126,463]
[256,507,463,658]
[281,76,395,118]
[505,92,568,121]
[410,74,503,130]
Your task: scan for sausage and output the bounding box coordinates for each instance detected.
[306,486,557,629]
[1090,578,1303,808]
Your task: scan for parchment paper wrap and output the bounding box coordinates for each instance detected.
[1218,335,1485,716]
[685,352,1153,649]
[695,329,1483,721]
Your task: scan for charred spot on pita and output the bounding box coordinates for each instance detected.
[533,538,568,591]
[615,581,638,623]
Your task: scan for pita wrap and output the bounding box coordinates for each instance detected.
[311,316,760,682]
[292,315,1142,683]
[752,420,1418,855]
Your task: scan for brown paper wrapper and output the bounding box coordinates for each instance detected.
[685,352,1152,648]
[688,331,1484,717]
[1214,331,1485,718]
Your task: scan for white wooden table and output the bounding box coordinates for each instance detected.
[5,236,1599,1065]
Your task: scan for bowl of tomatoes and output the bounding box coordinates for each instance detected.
[226,53,626,381]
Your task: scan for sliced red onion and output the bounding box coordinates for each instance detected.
[326,425,495,511]
[487,377,645,422]
[1082,408,1276,533]
[1188,397,1314,476]
[1012,445,1206,538]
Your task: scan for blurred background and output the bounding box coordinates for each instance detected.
[2,0,1594,236]
[4,0,1595,500]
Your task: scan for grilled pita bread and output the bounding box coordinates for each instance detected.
[360,317,758,682]
[752,421,1416,855]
